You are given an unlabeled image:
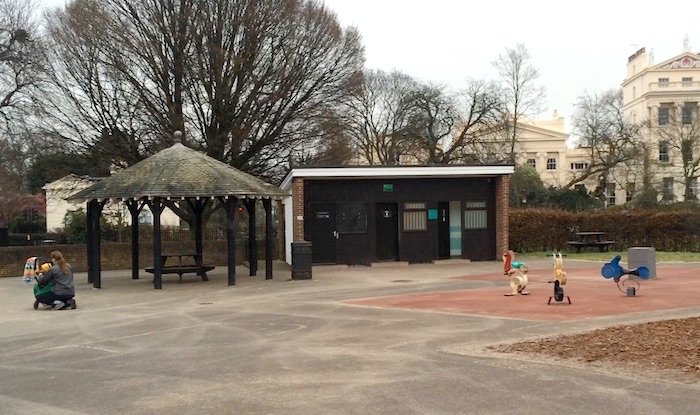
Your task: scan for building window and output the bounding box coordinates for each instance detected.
[658,77,670,87]
[526,158,536,169]
[632,86,636,99]
[626,183,636,203]
[138,210,153,225]
[690,178,698,200]
[546,158,556,170]
[663,177,674,201]
[683,77,693,87]
[403,202,426,231]
[607,183,616,206]
[570,162,589,171]
[682,140,693,163]
[682,103,696,125]
[658,107,670,125]
[337,202,367,234]
[659,141,670,162]
[464,201,487,230]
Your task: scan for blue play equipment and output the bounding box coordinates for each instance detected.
[601,255,650,295]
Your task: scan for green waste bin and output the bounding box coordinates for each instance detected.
[291,241,312,280]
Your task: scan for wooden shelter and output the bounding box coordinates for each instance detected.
[69,132,288,289]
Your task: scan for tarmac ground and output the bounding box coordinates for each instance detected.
[1,257,699,414]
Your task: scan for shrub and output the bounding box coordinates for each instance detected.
[510,208,700,252]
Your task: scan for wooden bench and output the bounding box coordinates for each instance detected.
[566,240,615,253]
[145,265,215,281]
[145,253,214,282]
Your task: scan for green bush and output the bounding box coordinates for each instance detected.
[63,208,119,244]
[510,208,700,252]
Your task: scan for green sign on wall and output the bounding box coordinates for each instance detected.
[383,183,394,192]
[428,209,438,220]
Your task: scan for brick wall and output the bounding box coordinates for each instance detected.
[495,175,510,257]
[0,240,276,278]
[292,178,305,241]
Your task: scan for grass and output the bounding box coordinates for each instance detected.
[517,250,700,263]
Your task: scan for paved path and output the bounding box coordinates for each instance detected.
[1,259,698,414]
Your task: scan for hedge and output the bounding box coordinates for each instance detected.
[509,208,700,252]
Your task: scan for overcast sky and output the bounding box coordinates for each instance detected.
[40,0,700,130]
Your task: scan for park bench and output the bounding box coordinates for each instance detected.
[566,231,615,253]
[145,253,215,282]
[565,240,615,253]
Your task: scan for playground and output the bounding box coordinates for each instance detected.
[347,264,700,321]
[1,256,699,414]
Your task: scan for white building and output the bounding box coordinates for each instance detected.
[43,174,181,232]
[621,43,700,204]
[513,113,599,194]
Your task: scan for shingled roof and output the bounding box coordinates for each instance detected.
[69,138,288,202]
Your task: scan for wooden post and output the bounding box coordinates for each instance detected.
[264,198,273,280]
[192,199,206,265]
[149,198,165,289]
[87,200,105,289]
[245,199,257,276]
[225,197,238,286]
[126,200,143,280]
[86,200,94,284]
[189,198,208,276]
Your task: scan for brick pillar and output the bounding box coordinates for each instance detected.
[292,178,305,241]
[495,175,510,257]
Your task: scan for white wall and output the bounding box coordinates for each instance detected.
[44,175,181,232]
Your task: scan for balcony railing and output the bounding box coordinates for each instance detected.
[649,81,700,91]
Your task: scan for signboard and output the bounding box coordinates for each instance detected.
[428,209,438,220]
[382,183,394,192]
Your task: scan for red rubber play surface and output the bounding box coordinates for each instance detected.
[346,266,700,321]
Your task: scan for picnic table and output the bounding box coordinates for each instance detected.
[566,231,615,253]
[145,253,215,282]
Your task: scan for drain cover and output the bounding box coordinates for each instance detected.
[199,302,213,305]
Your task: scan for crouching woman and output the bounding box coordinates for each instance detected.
[36,251,76,310]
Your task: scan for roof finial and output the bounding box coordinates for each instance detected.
[683,34,690,52]
[174,130,183,144]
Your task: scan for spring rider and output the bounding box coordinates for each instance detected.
[502,250,529,296]
[601,255,650,296]
[547,252,571,304]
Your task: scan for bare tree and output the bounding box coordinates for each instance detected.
[187,0,363,177]
[0,129,28,226]
[566,89,640,189]
[647,102,700,201]
[442,79,504,164]
[403,83,454,164]
[39,0,364,179]
[342,69,419,165]
[103,0,196,141]
[492,44,545,163]
[40,0,150,168]
[295,110,355,166]
[0,0,46,226]
[624,142,660,207]
[38,0,363,229]
[0,0,44,129]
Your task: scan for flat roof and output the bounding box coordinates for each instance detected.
[280,165,514,191]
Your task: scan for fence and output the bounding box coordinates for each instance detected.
[6,223,276,247]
